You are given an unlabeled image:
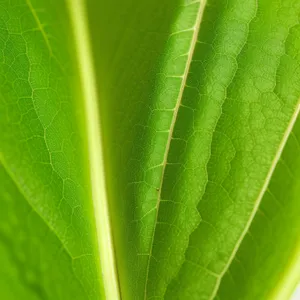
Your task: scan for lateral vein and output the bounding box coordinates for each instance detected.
[0,156,89,298]
[0,155,72,259]
[26,0,53,55]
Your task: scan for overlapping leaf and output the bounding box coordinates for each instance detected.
[1,0,300,299]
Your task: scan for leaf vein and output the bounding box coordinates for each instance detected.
[143,0,207,298]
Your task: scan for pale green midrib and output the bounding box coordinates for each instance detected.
[143,1,207,299]
[268,239,300,300]
[0,157,89,297]
[66,1,120,300]
[209,101,300,300]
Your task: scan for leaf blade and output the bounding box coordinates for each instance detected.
[0,163,89,299]
[0,0,107,298]
[143,1,207,298]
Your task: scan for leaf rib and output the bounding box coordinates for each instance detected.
[209,100,300,300]
[25,0,53,56]
[66,1,120,299]
[268,239,300,300]
[0,155,72,259]
[143,1,207,298]
[0,157,92,298]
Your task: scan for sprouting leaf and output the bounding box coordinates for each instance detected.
[1,0,300,299]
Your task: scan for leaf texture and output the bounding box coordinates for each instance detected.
[0,0,115,298]
[1,0,300,299]
[87,0,300,299]
[217,109,300,300]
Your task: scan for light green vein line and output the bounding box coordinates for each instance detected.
[143,0,207,298]
[209,100,300,300]
[25,0,53,55]
[0,154,72,259]
[66,1,120,299]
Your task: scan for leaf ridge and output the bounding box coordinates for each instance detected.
[143,0,207,298]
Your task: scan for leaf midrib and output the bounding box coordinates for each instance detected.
[66,1,120,299]
[143,1,207,298]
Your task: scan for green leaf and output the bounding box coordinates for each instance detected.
[217,112,300,300]
[0,0,118,299]
[1,0,300,299]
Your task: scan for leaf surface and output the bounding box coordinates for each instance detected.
[87,0,300,299]
[0,0,118,299]
[217,109,300,300]
[1,0,300,299]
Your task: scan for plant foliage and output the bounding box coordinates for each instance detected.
[1,0,300,299]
